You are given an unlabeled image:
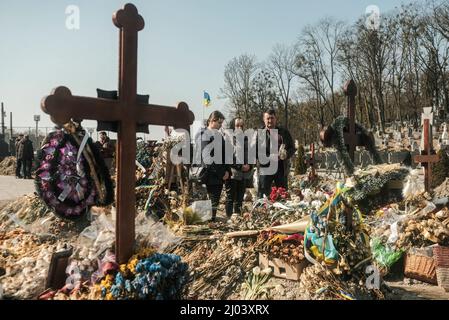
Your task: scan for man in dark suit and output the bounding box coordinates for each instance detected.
[257,109,295,198]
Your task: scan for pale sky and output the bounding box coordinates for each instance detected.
[0,0,416,140]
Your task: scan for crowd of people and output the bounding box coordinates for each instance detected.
[195,109,295,222]
[8,112,295,223]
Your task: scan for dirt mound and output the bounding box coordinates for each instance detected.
[0,156,16,175]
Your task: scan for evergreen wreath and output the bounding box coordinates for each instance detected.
[330,116,382,175]
[35,121,114,220]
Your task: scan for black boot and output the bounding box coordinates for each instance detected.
[225,202,233,217]
[234,205,242,215]
[210,209,217,222]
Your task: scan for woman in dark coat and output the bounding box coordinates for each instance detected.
[225,117,254,217]
[195,111,231,222]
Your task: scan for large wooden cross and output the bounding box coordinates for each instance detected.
[41,3,194,263]
[414,108,439,192]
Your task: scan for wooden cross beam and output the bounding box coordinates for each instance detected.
[414,112,439,192]
[304,143,319,179]
[343,79,365,162]
[41,3,194,263]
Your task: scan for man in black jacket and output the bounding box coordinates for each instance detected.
[14,134,24,178]
[17,135,34,179]
[0,134,9,161]
[257,109,295,198]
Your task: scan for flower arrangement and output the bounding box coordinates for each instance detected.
[35,123,113,220]
[98,251,189,300]
[241,266,272,300]
[255,231,305,265]
[269,187,289,202]
[35,130,96,219]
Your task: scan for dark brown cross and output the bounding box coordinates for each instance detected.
[414,110,439,192]
[41,4,194,263]
[320,80,367,163]
[304,143,318,179]
[343,79,364,162]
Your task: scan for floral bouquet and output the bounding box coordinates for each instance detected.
[269,187,290,203]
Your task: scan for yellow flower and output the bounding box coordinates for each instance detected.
[100,274,115,290]
[127,258,138,274]
[134,247,155,260]
[119,264,128,274]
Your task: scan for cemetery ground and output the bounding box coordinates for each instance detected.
[2,104,449,300]
[2,2,449,303]
[2,164,449,300]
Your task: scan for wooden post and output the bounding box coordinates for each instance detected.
[1,102,5,138]
[343,79,357,162]
[414,115,439,192]
[304,143,319,179]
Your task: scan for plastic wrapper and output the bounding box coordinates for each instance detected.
[190,200,212,222]
[421,201,437,215]
[76,213,115,261]
[371,238,404,269]
[135,212,182,251]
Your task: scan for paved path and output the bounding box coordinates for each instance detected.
[0,175,35,201]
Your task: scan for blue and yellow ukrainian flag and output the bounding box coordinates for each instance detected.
[203,91,211,107]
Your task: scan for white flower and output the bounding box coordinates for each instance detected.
[262,267,272,275]
[252,266,261,276]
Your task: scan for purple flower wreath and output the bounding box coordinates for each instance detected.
[35,128,112,219]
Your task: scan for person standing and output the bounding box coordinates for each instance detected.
[14,134,24,178]
[196,111,231,222]
[95,131,114,173]
[0,134,9,162]
[18,135,34,179]
[257,109,295,198]
[225,117,254,218]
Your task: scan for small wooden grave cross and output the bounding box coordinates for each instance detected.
[304,143,319,179]
[41,3,195,263]
[414,108,439,192]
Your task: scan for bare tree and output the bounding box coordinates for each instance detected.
[338,27,377,127]
[294,18,346,123]
[221,0,449,145]
[250,68,279,127]
[267,44,297,129]
[418,6,449,112]
[221,54,258,121]
[433,0,449,40]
